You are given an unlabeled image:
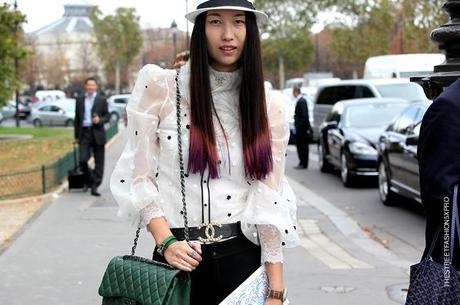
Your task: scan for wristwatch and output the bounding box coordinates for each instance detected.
[267,288,287,302]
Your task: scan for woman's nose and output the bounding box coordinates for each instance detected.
[221,24,235,41]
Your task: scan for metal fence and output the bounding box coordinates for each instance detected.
[0,123,119,200]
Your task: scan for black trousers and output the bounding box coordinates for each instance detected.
[295,127,310,168]
[153,234,261,305]
[79,128,105,188]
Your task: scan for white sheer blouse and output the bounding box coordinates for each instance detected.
[110,63,300,263]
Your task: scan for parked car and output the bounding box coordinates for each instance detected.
[0,112,3,124]
[31,101,75,127]
[318,98,411,187]
[377,101,431,205]
[108,94,130,123]
[312,79,428,142]
[1,100,31,119]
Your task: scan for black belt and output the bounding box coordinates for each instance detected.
[171,222,241,243]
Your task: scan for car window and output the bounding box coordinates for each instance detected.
[317,85,375,105]
[343,102,408,128]
[394,106,419,134]
[412,122,422,137]
[39,106,51,111]
[50,106,61,112]
[114,98,127,104]
[414,106,427,125]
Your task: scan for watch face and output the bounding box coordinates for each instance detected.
[283,289,288,302]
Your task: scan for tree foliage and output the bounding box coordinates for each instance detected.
[255,0,316,87]
[400,0,448,53]
[0,3,28,105]
[323,0,396,77]
[262,30,314,79]
[321,0,449,77]
[91,7,143,93]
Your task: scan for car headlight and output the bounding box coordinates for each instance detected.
[349,142,378,156]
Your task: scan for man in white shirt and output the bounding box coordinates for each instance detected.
[74,77,110,196]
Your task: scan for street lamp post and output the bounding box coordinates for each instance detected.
[412,0,460,99]
[14,0,20,128]
[185,0,190,49]
[171,20,178,64]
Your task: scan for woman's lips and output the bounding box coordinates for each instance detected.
[219,46,237,56]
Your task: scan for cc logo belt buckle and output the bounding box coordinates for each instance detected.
[197,223,223,243]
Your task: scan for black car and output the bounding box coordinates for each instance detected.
[318,98,411,187]
[377,101,430,205]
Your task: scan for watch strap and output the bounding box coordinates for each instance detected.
[267,288,286,301]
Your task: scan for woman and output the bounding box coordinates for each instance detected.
[110,1,299,304]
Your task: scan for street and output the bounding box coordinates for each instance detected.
[0,126,427,305]
[284,144,425,304]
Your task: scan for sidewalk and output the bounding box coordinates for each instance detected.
[0,129,413,305]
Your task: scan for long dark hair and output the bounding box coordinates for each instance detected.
[188,11,273,180]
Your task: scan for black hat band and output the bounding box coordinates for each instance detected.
[198,0,255,10]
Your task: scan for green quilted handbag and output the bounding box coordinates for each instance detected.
[98,69,192,305]
[98,253,191,305]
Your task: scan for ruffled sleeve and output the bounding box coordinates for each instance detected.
[241,90,300,263]
[110,64,174,228]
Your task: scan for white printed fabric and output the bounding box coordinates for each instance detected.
[110,62,300,263]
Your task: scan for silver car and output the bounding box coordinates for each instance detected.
[31,101,75,127]
[108,94,130,123]
[1,100,31,119]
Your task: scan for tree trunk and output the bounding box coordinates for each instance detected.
[352,63,359,79]
[278,54,285,89]
[115,61,121,94]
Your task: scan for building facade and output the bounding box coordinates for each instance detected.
[28,1,101,91]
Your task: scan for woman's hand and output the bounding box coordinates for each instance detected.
[163,241,202,272]
[265,298,283,305]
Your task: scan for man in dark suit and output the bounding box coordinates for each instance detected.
[293,86,312,169]
[418,78,460,268]
[74,77,110,197]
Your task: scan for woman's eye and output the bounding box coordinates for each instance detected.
[235,19,246,25]
[209,19,221,25]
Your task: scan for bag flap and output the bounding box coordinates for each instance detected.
[98,256,182,305]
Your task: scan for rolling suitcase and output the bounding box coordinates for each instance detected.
[68,145,85,189]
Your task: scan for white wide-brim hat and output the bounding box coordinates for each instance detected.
[185,0,268,24]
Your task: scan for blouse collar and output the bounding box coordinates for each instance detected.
[209,65,242,93]
[178,61,242,102]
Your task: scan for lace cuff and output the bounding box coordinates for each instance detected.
[259,224,284,264]
[139,203,165,228]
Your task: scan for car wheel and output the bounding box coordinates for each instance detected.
[65,119,74,127]
[110,112,120,123]
[318,143,333,173]
[33,118,42,127]
[341,153,355,187]
[378,161,397,206]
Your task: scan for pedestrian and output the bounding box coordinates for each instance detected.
[293,86,312,169]
[418,78,460,269]
[74,77,110,197]
[110,1,299,304]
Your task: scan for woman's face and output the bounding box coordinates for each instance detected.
[205,9,247,72]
